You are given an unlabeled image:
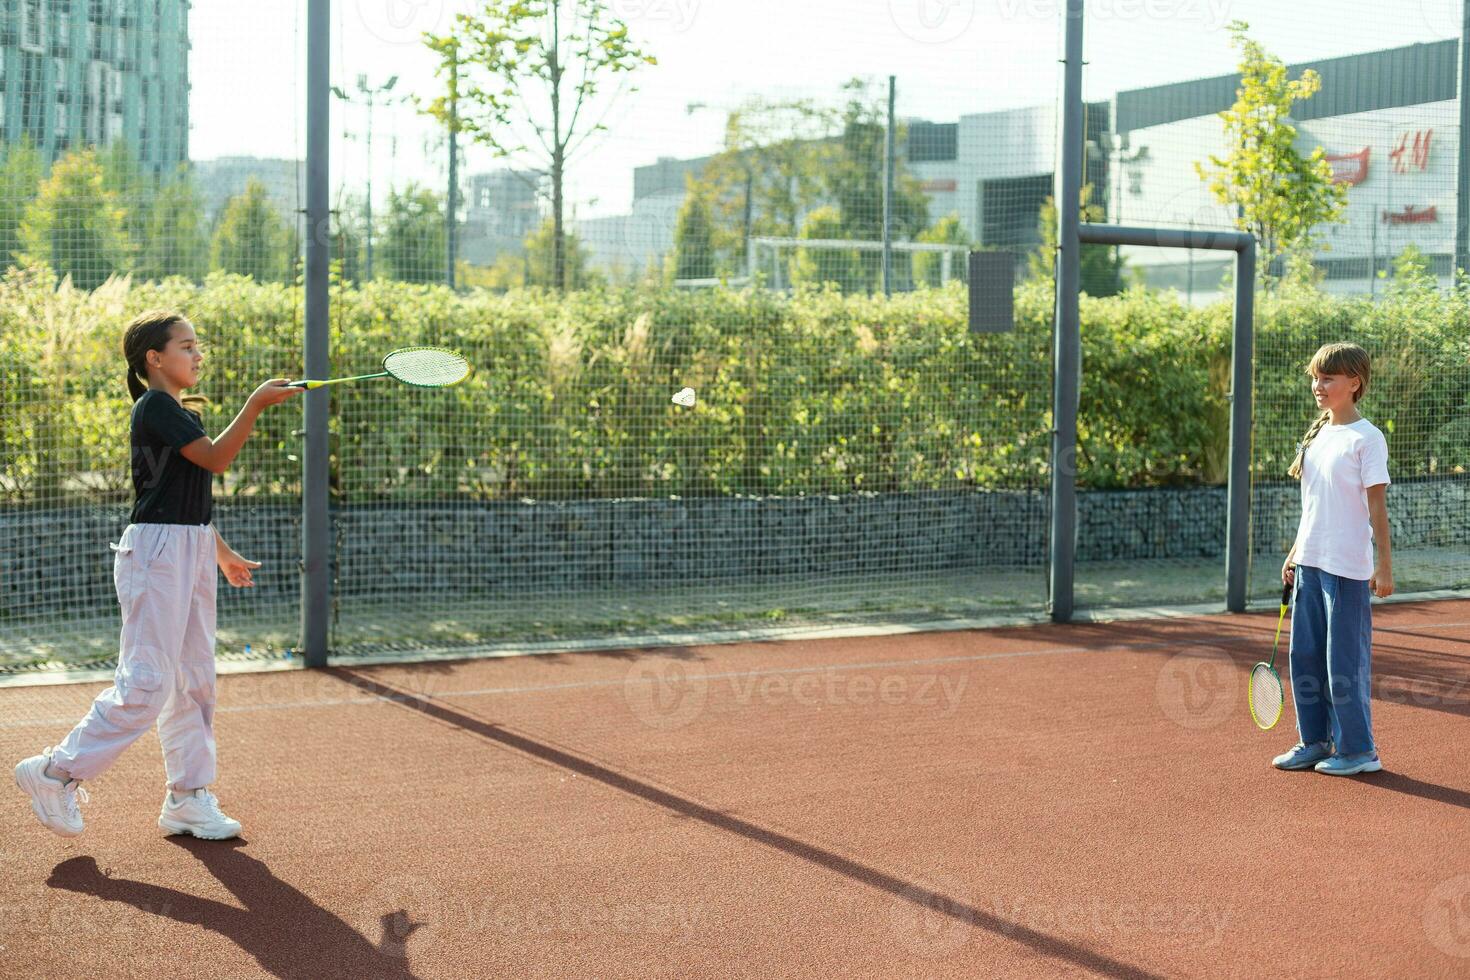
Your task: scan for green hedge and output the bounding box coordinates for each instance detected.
[1,265,1466,505]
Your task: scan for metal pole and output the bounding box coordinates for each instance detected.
[1080,224,1255,612]
[1457,0,1470,279]
[301,0,331,667]
[447,55,459,289]
[1225,238,1255,613]
[365,90,375,280]
[1050,0,1084,622]
[883,75,896,295]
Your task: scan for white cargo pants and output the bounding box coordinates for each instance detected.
[51,523,218,792]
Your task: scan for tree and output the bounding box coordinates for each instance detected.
[672,179,716,281]
[19,149,132,289]
[690,79,930,284]
[914,214,971,288]
[1195,21,1347,272]
[332,190,367,284]
[1029,184,1126,297]
[524,217,602,289]
[379,183,447,284]
[425,1,655,292]
[824,78,930,288]
[99,141,153,255]
[788,206,862,289]
[695,96,838,265]
[211,178,294,282]
[0,137,44,270]
[137,165,210,281]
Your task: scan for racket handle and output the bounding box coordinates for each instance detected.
[1282,581,1293,607]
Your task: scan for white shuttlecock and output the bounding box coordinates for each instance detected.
[672,387,697,407]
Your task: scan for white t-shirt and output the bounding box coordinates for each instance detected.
[1293,417,1391,581]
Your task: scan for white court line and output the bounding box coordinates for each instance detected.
[0,635,1227,730]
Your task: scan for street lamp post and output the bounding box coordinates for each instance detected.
[333,73,400,280]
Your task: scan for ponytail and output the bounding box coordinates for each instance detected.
[121,310,187,402]
[126,364,148,401]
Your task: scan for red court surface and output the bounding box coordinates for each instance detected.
[3,600,1470,978]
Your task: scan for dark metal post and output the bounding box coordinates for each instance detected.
[1050,0,1085,622]
[1225,238,1256,612]
[1078,224,1255,612]
[1457,0,1470,278]
[882,75,896,295]
[301,0,331,667]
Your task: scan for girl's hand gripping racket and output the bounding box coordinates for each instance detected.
[287,346,470,390]
[1249,582,1292,730]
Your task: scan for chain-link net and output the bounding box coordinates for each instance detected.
[319,1,1056,658]
[1076,0,1470,608]
[4,1,1468,671]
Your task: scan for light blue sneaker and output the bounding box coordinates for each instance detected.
[1272,741,1333,771]
[1314,752,1383,776]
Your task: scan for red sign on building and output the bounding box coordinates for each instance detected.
[919,179,957,193]
[1390,130,1432,173]
[1382,205,1438,225]
[1326,147,1369,185]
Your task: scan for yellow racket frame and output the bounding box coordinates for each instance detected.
[1248,582,1293,730]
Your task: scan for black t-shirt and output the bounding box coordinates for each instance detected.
[130,389,212,525]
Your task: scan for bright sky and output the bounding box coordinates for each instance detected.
[188,0,1457,217]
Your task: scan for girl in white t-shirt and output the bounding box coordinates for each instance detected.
[1273,342,1392,776]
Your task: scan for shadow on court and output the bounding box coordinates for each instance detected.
[46,837,423,980]
[328,667,1165,980]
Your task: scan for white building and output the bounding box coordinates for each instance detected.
[1112,40,1459,298]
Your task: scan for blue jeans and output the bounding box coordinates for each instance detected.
[1289,565,1375,756]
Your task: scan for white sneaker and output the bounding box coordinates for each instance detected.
[159,788,242,840]
[14,748,88,838]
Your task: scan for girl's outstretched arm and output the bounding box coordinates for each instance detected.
[180,379,299,475]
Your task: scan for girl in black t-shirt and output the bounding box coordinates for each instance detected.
[14,310,299,840]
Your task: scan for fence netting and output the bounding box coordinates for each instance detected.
[2,1,1466,671]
